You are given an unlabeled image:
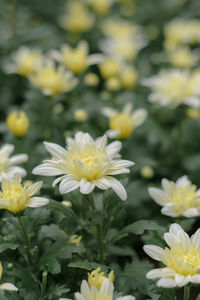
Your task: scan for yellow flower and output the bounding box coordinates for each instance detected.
[11,47,43,76]
[141,166,154,179]
[99,59,121,79]
[29,60,78,97]
[0,262,18,291]
[74,109,88,122]
[103,103,147,139]
[53,41,102,75]
[142,69,200,107]
[106,77,121,91]
[187,108,200,119]
[144,223,200,287]
[120,66,138,89]
[149,176,200,217]
[88,268,114,289]
[0,173,49,214]
[101,19,136,39]
[6,111,29,137]
[84,73,99,86]
[90,0,114,15]
[169,46,198,68]
[68,235,82,246]
[59,1,94,34]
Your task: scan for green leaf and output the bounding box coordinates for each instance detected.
[110,220,165,242]
[0,243,17,253]
[68,261,108,272]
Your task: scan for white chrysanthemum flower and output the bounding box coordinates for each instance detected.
[0,262,18,292]
[0,173,49,214]
[102,103,147,139]
[144,223,200,288]
[149,176,200,218]
[0,144,28,181]
[142,69,200,108]
[32,132,134,200]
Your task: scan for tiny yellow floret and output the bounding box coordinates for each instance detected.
[6,111,29,137]
[100,59,121,79]
[106,77,121,91]
[68,235,82,246]
[141,166,154,179]
[120,67,138,89]
[90,0,112,15]
[84,73,99,86]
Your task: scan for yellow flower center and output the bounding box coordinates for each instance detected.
[180,253,199,268]
[88,268,114,289]
[170,185,199,213]
[63,50,87,74]
[66,144,109,181]
[110,113,134,138]
[0,183,29,213]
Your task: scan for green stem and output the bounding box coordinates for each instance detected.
[39,271,48,300]
[183,285,190,300]
[17,215,32,268]
[88,193,104,263]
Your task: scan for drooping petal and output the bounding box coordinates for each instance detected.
[148,187,167,206]
[27,197,49,208]
[9,154,28,165]
[32,163,63,176]
[80,179,95,194]
[105,176,127,201]
[44,141,67,160]
[27,181,43,196]
[59,179,80,194]
[157,278,177,288]
[143,245,165,261]
[0,283,18,291]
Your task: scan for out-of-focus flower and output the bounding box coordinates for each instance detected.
[6,111,29,137]
[141,166,154,179]
[59,1,94,34]
[142,69,200,108]
[74,109,88,122]
[62,200,72,207]
[99,58,121,79]
[187,108,200,119]
[8,47,43,76]
[88,0,115,15]
[84,73,99,86]
[102,103,147,139]
[120,66,138,89]
[0,173,49,214]
[149,176,200,217]
[106,77,121,91]
[29,60,78,97]
[101,19,139,39]
[52,41,103,75]
[168,46,198,68]
[164,19,200,50]
[144,223,200,288]
[68,235,82,246]
[0,262,18,291]
[0,144,28,181]
[33,132,134,200]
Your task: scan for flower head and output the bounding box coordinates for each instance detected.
[144,223,200,288]
[0,262,18,292]
[0,144,28,181]
[74,109,88,122]
[6,111,29,137]
[168,46,198,69]
[142,69,200,108]
[149,176,200,217]
[59,1,94,34]
[29,60,78,97]
[102,103,147,139]
[0,173,49,214]
[53,41,102,75]
[88,268,114,289]
[89,0,114,15]
[32,132,134,200]
[9,47,43,76]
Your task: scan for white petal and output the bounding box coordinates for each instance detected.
[0,283,18,291]
[102,107,116,118]
[191,228,200,250]
[143,245,165,261]
[80,179,95,194]
[131,109,147,127]
[52,174,77,187]
[146,268,175,279]
[106,176,127,201]
[157,278,177,288]
[32,163,63,176]
[106,141,121,158]
[106,129,120,139]
[161,206,178,217]
[183,208,199,217]
[43,142,67,160]
[175,274,190,287]
[27,197,49,208]
[191,274,200,283]
[27,181,43,196]
[9,154,28,165]
[87,54,104,65]
[1,144,14,156]
[8,166,27,177]
[148,187,167,206]
[95,135,107,151]
[161,178,173,193]
[176,175,190,188]
[116,296,136,300]
[59,179,80,194]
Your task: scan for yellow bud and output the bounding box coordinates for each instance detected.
[84,73,99,86]
[110,113,134,138]
[88,268,114,289]
[186,108,200,119]
[106,77,121,91]
[62,200,72,207]
[91,0,111,15]
[74,109,88,122]
[6,111,29,137]
[68,235,82,246]
[120,67,138,89]
[141,166,154,179]
[100,59,120,79]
